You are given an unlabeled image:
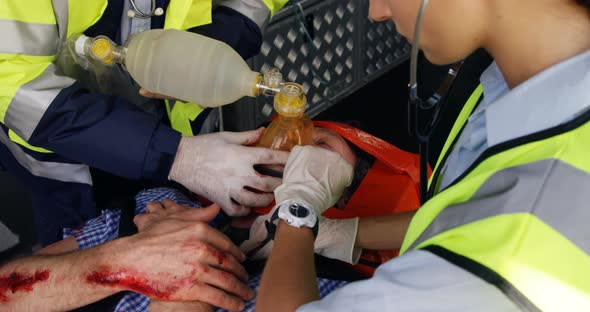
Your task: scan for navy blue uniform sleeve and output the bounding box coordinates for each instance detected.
[189,6,263,60]
[29,82,180,183]
[26,4,262,184]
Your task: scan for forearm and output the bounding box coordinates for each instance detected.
[355,211,416,250]
[34,237,79,256]
[149,301,213,312]
[0,238,128,311]
[257,222,318,312]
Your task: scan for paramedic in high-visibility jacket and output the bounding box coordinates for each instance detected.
[256,0,590,311]
[0,0,289,246]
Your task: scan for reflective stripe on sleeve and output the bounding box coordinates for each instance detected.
[51,0,69,40]
[4,64,76,141]
[409,159,590,255]
[0,129,92,185]
[218,0,270,32]
[0,19,59,55]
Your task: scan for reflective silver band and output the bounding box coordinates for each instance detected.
[217,0,270,32]
[52,0,69,40]
[0,0,89,185]
[0,0,69,56]
[0,129,92,185]
[410,159,590,255]
[0,19,59,55]
[4,64,76,141]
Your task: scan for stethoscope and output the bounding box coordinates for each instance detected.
[408,0,464,205]
[127,0,164,19]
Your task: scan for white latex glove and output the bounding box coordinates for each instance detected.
[274,145,354,215]
[240,210,362,264]
[169,128,290,216]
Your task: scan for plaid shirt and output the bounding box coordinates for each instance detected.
[63,187,347,311]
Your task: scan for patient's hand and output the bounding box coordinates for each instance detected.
[134,199,216,232]
[133,199,254,311]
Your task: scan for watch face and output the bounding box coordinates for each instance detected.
[289,203,310,218]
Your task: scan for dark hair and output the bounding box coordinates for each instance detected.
[332,120,376,209]
[334,142,375,209]
[577,0,590,11]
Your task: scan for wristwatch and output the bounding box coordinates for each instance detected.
[269,200,319,238]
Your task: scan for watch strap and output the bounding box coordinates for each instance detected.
[270,204,319,239]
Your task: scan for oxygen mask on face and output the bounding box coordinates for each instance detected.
[258,82,311,151]
[255,82,313,177]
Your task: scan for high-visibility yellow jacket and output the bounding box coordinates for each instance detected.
[401,80,590,310]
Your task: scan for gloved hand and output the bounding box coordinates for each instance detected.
[240,209,362,264]
[169,128,290,216]
[274,145,354,216]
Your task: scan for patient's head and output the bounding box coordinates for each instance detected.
[254,124,375,209]
[312,125,374,209]
[312,127,357,166]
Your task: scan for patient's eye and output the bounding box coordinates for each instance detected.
[317,142,333,150]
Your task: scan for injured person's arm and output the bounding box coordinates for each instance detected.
[0,205,252,312]
[33,236,79,255]
[1,237,135,311]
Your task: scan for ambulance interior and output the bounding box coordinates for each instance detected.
[0,0,493,279]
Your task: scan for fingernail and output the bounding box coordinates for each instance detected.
[239,302,246,311]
